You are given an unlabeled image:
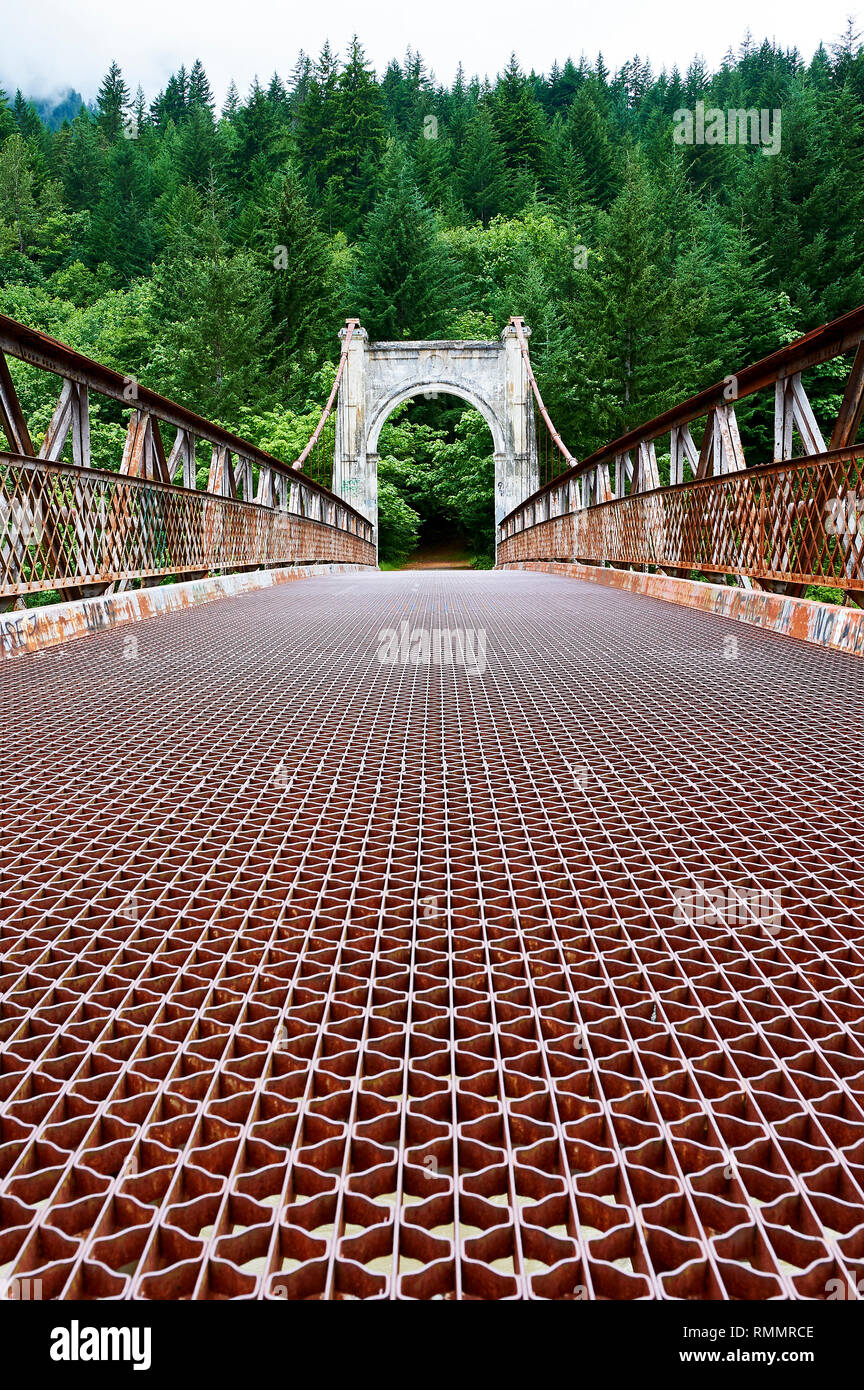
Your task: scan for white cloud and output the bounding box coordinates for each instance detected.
[1,0,859,104]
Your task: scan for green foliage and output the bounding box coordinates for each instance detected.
[235,362,339,461]
[457,108,509,224]
[144,182,274,418]
[325,37,386,238]
[348,142,464,337]
[377,403,496,562]
[259,167,336,362]
[429,410,497,558]
[805,584,847,605]
[0,134,37,254]
[490,55,550,198]
[377,478,421,564]
[3,37,864,567]
[96,61,130,141]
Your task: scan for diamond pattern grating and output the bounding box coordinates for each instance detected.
[2,569,864,1301]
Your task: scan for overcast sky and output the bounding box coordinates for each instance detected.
[2,0,860,104]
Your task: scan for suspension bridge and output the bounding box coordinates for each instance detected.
[1,307,864,1301]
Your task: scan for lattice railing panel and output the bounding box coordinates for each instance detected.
[499,452,864,587]
[0,456,375,595]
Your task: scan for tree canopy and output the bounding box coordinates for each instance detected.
[1,33,861,562]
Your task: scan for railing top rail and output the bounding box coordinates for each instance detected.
[0,449,328,508]
[499,301,864,528]
[0,313,368,524]
[503,441,864,534]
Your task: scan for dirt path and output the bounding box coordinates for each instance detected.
[402,539,474,569]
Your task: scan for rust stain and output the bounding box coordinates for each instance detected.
[2,567,863,1299]
[0,563,376,661]
[499,560,864,658]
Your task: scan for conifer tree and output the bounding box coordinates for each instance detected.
[490,54,549,184]
[294,42,340,192]
[0,88,16,144]
[324,37,386,237]
[563,82,618,206]
[146,179,274,416]
[580,151,679,439]
[188,60,214,113]
[96,62,130,140]
[60,110,104,212]
[12,91,43,141]
[175,104,218,189]
[261,167,335,358]
[349,143,464,337]
[0,133,36,252]
[288,53,313,109]
[88,136,153,279]
[130,86,147,137]
[457,106,509,224]
[222,81,240,120]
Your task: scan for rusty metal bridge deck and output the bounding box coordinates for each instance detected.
[2,569,864,1300]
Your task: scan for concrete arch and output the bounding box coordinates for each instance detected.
[366,382,506,456]
[331,327,539,546]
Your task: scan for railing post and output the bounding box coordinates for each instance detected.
[830,341,864,449]
[0,350,33,456]
[774,379,793,461]
[167,428,197,489]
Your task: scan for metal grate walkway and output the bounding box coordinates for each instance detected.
[2,570,864,1299]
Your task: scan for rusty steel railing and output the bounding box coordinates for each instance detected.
[498,304,864,598]
[0,315,375,605]
[0,453,374,596]
[498,448,864,588]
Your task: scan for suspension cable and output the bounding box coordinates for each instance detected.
[293,318,360,472]
[509,316,577,475]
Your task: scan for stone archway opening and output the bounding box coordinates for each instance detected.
[330,326,540,558]
[373,391,499,569]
